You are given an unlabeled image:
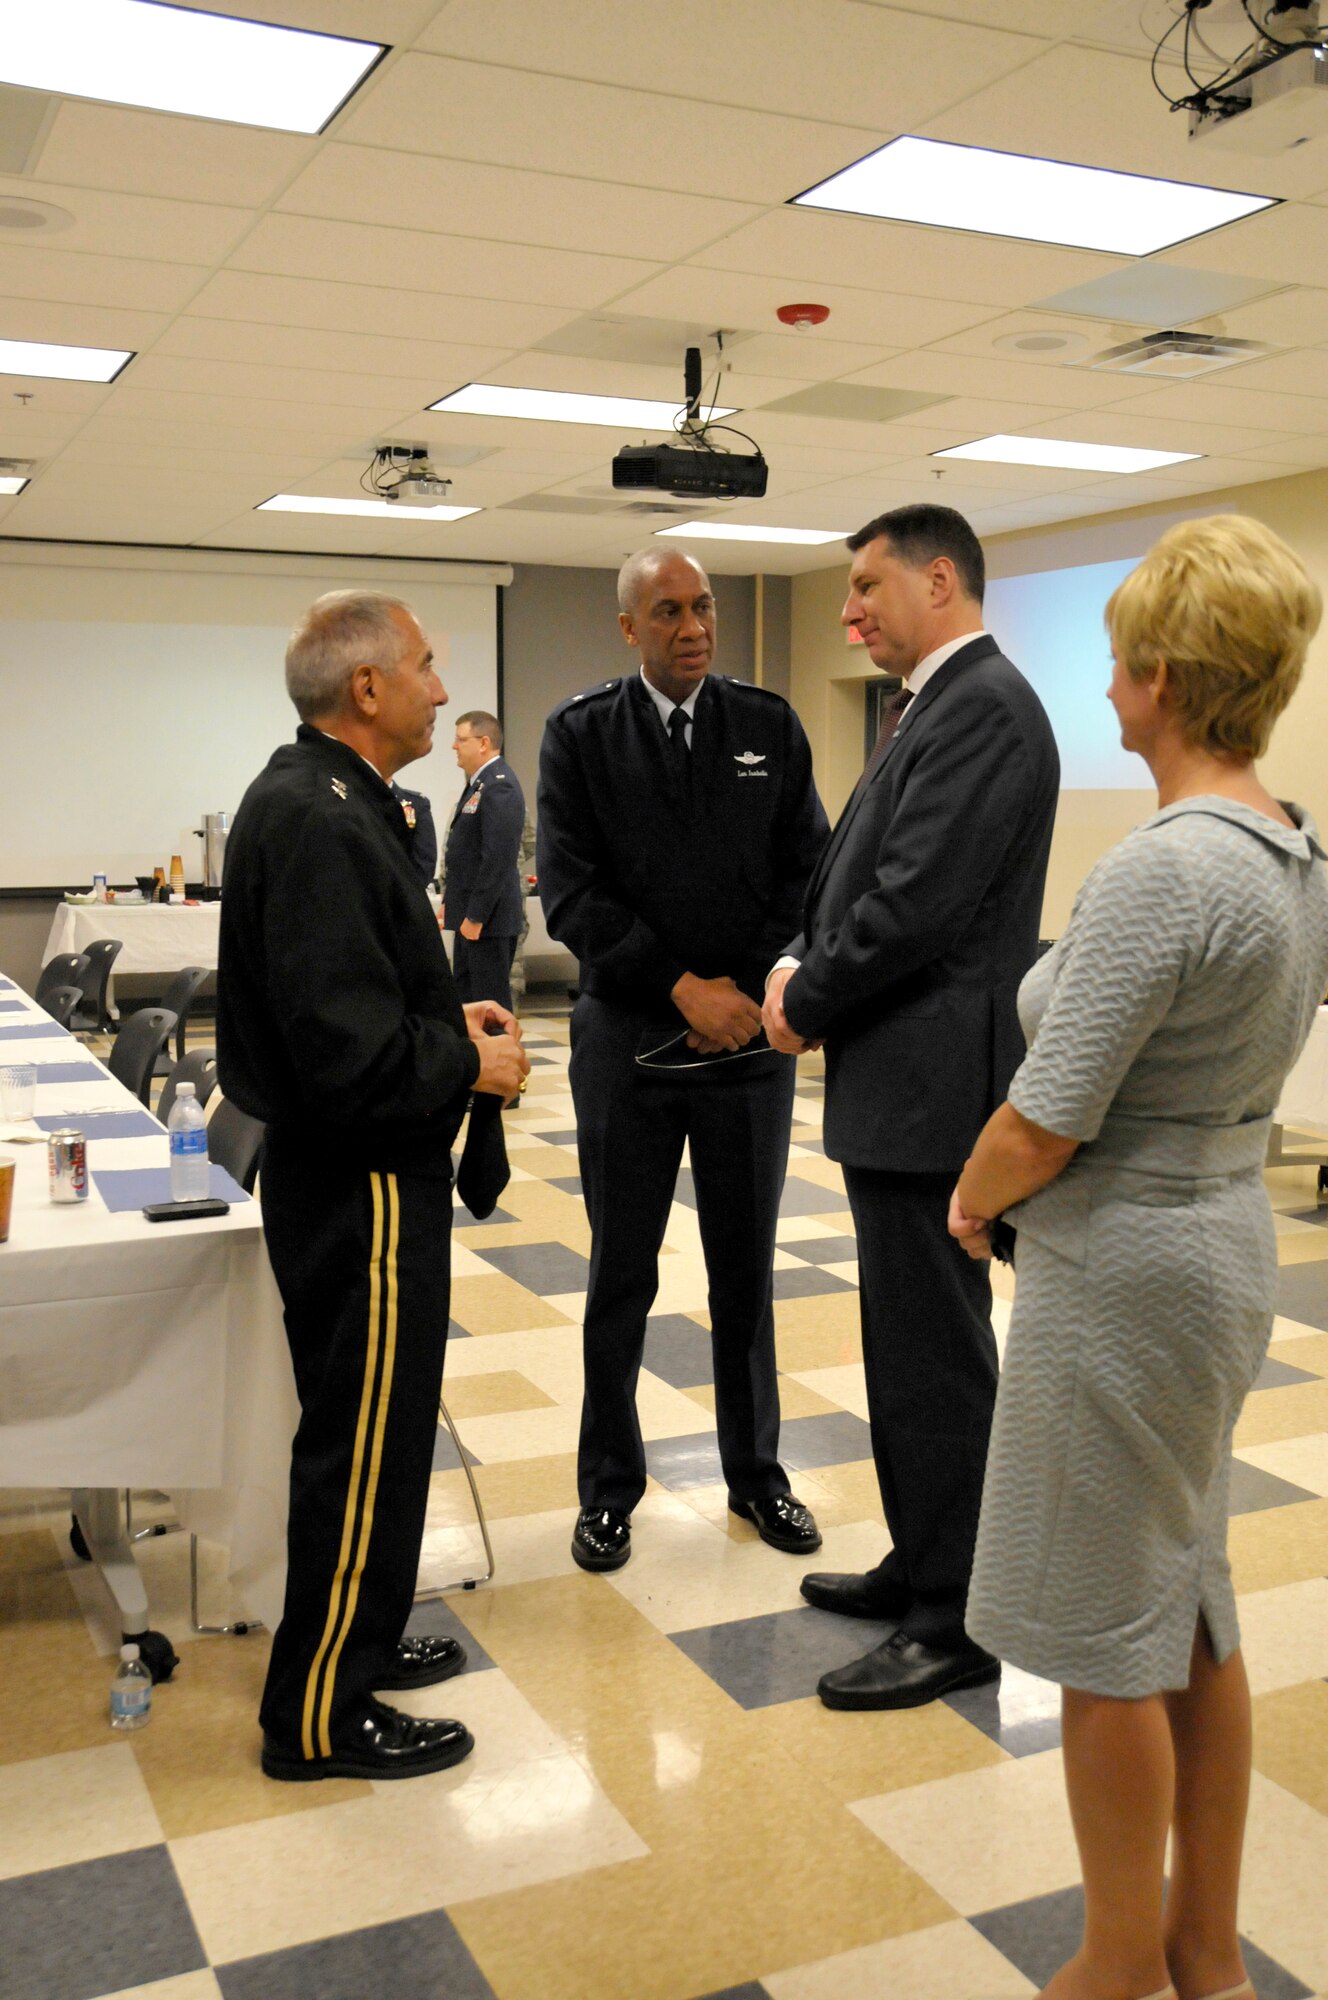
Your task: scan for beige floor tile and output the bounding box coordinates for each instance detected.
[449,1273,573,1335]
[0,1528,122,1763]
[1268,1311,1328,1343]
[498,1142,584,1182]
[454,1218,585,1252]
[1274,1229,1328,1265]
[98,1976,224,2000]
[1235,1433,1328,1499]
[775,1217,853,1244]
[0,1744,163,1878]
[787,1363,870,1420]
[1229,1497,1328,1593]
[1235,1379,1328,1447]
[132,1632,371,1839]
[763,1918,1037,1999]
[1237,1769,1328,1990]
[783,1157,848,1197]
[443,1403,585,1464]
[1252,1680,1328,1815]
[171,1669,646,1964]
[792,1459,887,1532]
[851,1748,1079,1915]
[1238,1577,1328,1695]
[442,1370,557,1419]
[751,1693,1008,1806]
[1268,1331,1328,1378]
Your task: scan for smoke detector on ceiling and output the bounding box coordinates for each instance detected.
[776,302,831,330]
[1086,329,1270,378]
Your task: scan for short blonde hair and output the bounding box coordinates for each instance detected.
[285,589,415,721]
[1106,515,1321,760]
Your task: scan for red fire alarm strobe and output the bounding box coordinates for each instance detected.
[776,302,830,329]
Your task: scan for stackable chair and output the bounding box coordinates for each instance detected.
[155,965,211,1070]
[73,938,123,1034]
[39,985,84,1030]
[204,1092,264,1195]
[35,952,90,1007]
[107,1008,176,1106]
[157,1048,218,1122]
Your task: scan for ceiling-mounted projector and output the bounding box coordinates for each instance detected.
[612,343,768,499]
[365,442,453,505]
[386,472,453,505]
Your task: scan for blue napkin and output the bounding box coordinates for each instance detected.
[36,1110,161,1140]
[92,1165,251,1211]
[0,1023,72,1041]
[0,1000,27,1013]
[27,1061,105,1082]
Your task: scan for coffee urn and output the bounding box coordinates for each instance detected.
[195,812,230,894]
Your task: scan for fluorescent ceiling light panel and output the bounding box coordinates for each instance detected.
[429,384,735,428]
[0,337,132,383]
[656,521,849,546]
[0,0,383,134]
[935,434,1202,474]
[258,495,480,521]
[793,136,1274,257]
[0,476,29,496]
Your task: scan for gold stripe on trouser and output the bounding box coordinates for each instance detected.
[314,1173,401,1759]
[298,1173,397,1760]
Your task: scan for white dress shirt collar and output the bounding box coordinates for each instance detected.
[639,665,703,728]
[904,628,989,696]
[468,752,501,784]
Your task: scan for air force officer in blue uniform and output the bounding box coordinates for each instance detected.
[537,549,830,1574]
[442,710,526,1012]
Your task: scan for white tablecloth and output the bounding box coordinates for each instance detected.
[1278,1005,1328,1136]
[0,978,295,1627]
[43,902,222,976]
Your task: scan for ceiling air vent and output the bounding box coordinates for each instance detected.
[1087,330,1269,379]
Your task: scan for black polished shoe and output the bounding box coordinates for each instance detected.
[571,1506,631,1572]
[817,1631,1000,1712]
[728,1492,822,1553]
[261,1699,474,1782]
[800,1571,912,1621]
[374,1633,467,1691]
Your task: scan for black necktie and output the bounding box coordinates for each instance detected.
[865,688,914,775]
[668,706,691,793]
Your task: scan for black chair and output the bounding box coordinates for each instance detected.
[35,952,90,1005]
[205,1093,265,1194]
[74,938,123,1034]
[107,1008,176,1106]
[155,966,212,1069]
[158,1048,218,1124]
[40,985,84,1030]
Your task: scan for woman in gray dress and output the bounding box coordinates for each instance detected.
[948,515,1327,2000]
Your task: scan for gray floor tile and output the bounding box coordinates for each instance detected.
[1255,1353,1321,1389]
[1228,1457,1316,1514]
[448,1318,471,1341]
[0,1847,205,2000]
[972,1885,1311,1998]
[778,1410,876,1472]
[403,1596,496,1673]
[689,1986,770,1999]
[669,1170,846,1218]
[670,1605,897,1709]
[771,1265,855,1300]
[545,1173,583,1197]
[531,1128,579,1145]
[646,1432,725,1490]
[943,1661,1063,1757]
[781,1231,856,1265]
[1274,1263,1328,1331]
[643,1314,718,1389]
[216,1908,496,2000]
[476,1241,591,1294]
[453,1197,517,1226]
[432,1421,480,1471]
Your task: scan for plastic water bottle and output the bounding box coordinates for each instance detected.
[110,1643,152,1731]
[167,1081,210,1201]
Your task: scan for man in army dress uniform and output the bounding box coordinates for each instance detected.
[537,550,830,1573]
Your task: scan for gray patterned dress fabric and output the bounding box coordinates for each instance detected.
[966,797,1328,1697]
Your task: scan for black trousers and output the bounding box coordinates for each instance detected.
[570,993,795,1513]
[452,931,516,1012]
[258,1133,452,1754]
[843,1165,998,1644]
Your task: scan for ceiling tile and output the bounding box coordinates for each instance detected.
[104,382,426,439]
[277,146,761,261]
[1206,348,1328,398]
[153,316,514,384]
[125,352,445,415]
[0,243,209,313]
[182,1,437,34]
[335,53,887,204]
[1169,204,1328,285]
[1208,287,1328,346]
[690,206,1126,310]
[183,270,570,347]
[1034,264,1280,326]
[0,177,253,265]
[35,101,313,207]
[610,265,998,349]
[416,0,1048,128]
[1017,407,1289,455]
[230,212,663,310]
[719,331,902,381]
[1231,432,1328,467]
[1101,379,1328,433]
[0,299,170,352]
[844,348,1133,409]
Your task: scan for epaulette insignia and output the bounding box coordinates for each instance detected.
[331,778,348,799]
[570,678,620,705]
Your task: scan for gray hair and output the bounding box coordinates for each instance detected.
[616,547,708,616]
[285,589,416,720]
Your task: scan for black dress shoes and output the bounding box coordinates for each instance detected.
[800,1571,912,1621]
[374,1633,468,1691]
[817,1631,1000,1711]
[572,1506,632,1572]
[261,1698,474,1782]
[728,1492,822,1553]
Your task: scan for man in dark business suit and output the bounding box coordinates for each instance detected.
[764,504,1059,1710]
[442,710,526,1011]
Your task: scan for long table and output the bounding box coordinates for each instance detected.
[0,976,296,1659]
[43,901,222,977]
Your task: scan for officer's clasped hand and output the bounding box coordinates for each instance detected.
[671,971,764,1055]
[465,1001,530,1100]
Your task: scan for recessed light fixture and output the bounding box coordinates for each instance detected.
[0,475,29,496]
[0,337,132,383]
[428,384,736,428]
[257,495,481,521]
[934,434,1202,474]
[792,136,1274,257]
[0,0,384,135]
[655,521,849,546]
[0,198,75,236]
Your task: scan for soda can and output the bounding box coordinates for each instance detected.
[47,1129,88,1204]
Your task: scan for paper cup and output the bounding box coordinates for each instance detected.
[0,1065,37,1122]
[0,1155,15,1242]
